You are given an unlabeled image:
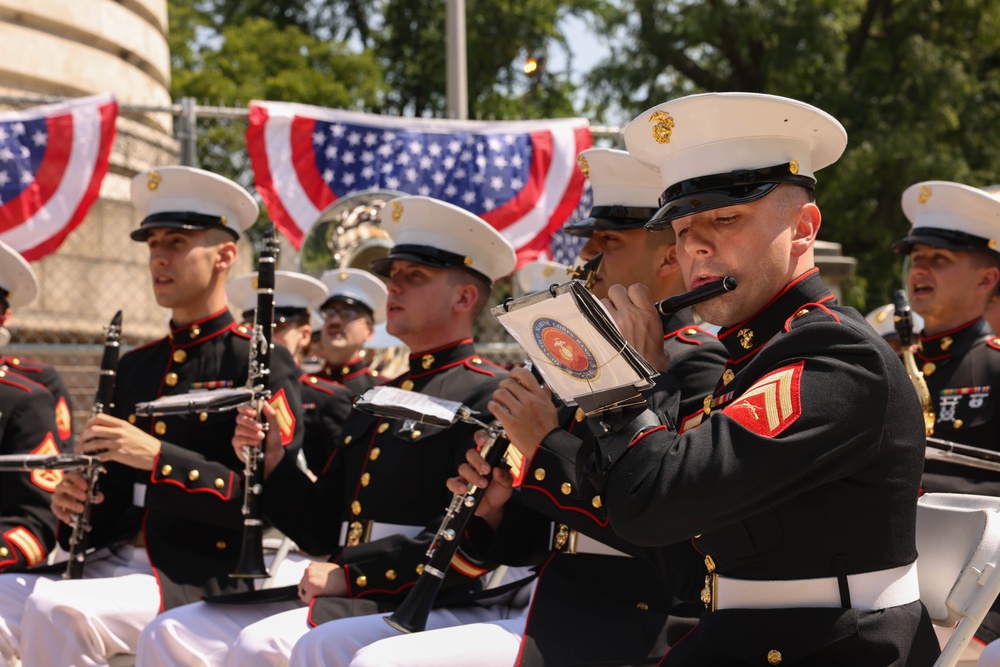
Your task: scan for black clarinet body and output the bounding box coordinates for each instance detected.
[385,421,510,634]
[231,225,278,579]
[656,276,737,316]
[64,310,121,579]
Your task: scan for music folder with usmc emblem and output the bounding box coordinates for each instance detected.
[492,281,658,415]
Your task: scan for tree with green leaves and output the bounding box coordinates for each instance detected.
[584,0,1000,308]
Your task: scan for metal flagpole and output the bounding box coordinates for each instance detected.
[445,0,468,120]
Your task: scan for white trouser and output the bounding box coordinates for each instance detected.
[290,608,528,667]
[0,545,154,667]
[135,552,316,667]
[287,579,537,667]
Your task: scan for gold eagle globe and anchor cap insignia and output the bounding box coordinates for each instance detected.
[893,180,1000,261]
[563,147,663,238]
[623,92,847,230]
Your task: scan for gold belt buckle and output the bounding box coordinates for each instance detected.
[345,520,372,547]
[552,524,579,554]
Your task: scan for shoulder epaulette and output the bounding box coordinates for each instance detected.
[665,325,716,346]
[985,336,1000,352]
[784,302,841,332]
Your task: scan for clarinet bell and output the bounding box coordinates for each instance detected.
[229,522,269,579]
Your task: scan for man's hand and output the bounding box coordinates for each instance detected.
[488,366,558,461]
[446,443,515,531]
[80,413,162,470]
[51,470,102,524]
[298,562,347,603]
[232,403,284,479]
[603,283,671,371]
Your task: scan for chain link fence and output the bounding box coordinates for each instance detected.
[0,94,613,431]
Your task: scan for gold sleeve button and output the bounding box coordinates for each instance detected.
[592,495,602,508]
[767,650,782,665]
[534,468,546,481]
[160,464,173,476]
[385,569,397,581]
[560,482,572,495]
[214,478,225,489]
[154,421,167,435]
[355,575,368,587]
[344,435,353,445]
[188,470,200,481]
[401,379,414,391]
[215,541,227,550]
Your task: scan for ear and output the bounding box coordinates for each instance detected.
[215,241,238,271]
[656,243,680,278]
[363,320,376,343]
[452,282,480,314]
[790,202,822,258]
[978,266,1000,296]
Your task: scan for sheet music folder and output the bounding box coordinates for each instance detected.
[492,281,658,414]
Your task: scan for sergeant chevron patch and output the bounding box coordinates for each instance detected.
[722,361,803,437]
[268,388,296,446]
[30,433,62,492]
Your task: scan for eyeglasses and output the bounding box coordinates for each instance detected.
[321,304,364,322]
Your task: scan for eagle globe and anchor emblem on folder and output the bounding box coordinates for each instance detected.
[530,316,601,382]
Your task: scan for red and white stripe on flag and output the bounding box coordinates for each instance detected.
[246,100,592,268]
[0,93,118,260]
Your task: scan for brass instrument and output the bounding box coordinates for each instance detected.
[893,289,935,436]
[231,225,280,579]
[300,189,408,378]
[65,310,121,579]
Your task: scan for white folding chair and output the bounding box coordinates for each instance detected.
[916,493,1000,667]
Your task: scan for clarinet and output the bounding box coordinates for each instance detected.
[64,310,121,579]
[231,224,278,579]
[385,418,510,634]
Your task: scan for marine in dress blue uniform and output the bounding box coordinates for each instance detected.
[131,195,531,667]
[0,166,304,667]
[535,93,938,666]
[890,182,1000,651]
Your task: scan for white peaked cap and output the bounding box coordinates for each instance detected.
[320,268,388,325]
[864,303,924,339]
[515,260,573,294]
[892,181,1000,259]
[228,270,327,316]
[0,239,38,308]
[131,166,259,241]
[370,196,516,283]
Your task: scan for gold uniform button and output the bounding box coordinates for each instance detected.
[954,419,964,429]
[155,421,167,436]
[378,423,390,434]
[190,325,201,338]
[351,500,362,515]
[340,366,350,376]
[922,362,936,376]
[370,447,381,461]
[560,482,572,495]
[574,408,585,422]
[794,308,810,318]
[128,414,137,424]
[214,478,225,489]
[160,464,173,476]
[534,468,546,481]
[401,379,414,391]
[722,369,735,386]
[471,357,483,365]
[188,470,200,481]
[309,376,318,384]
[415,564,425,575]
[592,495,602,508]
[636,601,649,611]
[215,541,227,550]
[684,328,697,335]
[361,472,371,487]
[199,412,208,422]
[411,430,421,440]
[385,569,397,581]
[0,547,7,557]
[344,435,353,445]
[172,349,187,363]
[165,372,179,387]
[355,575,368,587]
[767,649,782,665]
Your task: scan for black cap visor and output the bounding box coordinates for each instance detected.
[370,244,493,285]
[891,227,1000,260]
[645,163,816,231]
[563,205,660,237]
[130,212,239,242]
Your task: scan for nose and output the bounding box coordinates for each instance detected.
[579,236,601,261]
[681,220,713,256]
